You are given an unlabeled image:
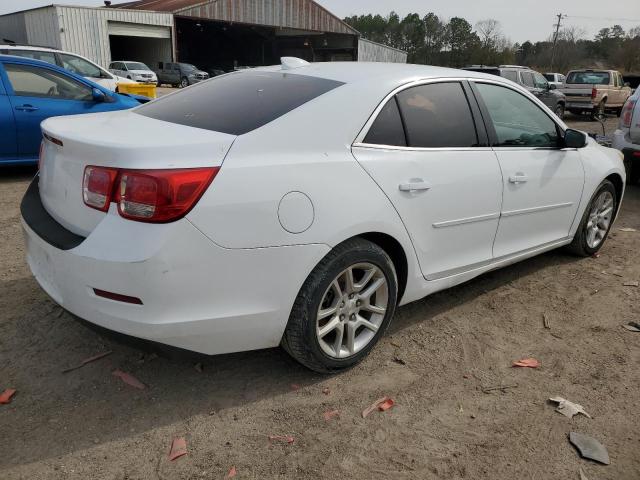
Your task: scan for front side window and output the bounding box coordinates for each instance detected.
[59,53,107,79]
[533,72,549,89]
[136,71,344,135]
[395,82,478,148]
[5,63,92,101]
[475,82,560,148]
[363,97,406,147]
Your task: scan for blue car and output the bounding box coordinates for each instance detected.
[0,54,145,166]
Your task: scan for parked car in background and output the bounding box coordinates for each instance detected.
[544,72,566,87]
[155,62,209,88]
[206,67,227,78]
[613,88,640,183]
[22,60,625,372]
[108,61,157,84]
[463,65,567,118]
[0,55,144,166]
[0,44,135,92]
[559,69,632,119]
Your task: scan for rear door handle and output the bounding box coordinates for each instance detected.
[399,180,432,192]
[509,174,529,184]
[15,104,39,112]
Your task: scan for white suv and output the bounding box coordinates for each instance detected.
[613,88,640,183]
[0,44,135,92]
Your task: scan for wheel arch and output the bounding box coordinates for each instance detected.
[605,172,624,217]
[355,232,408,303]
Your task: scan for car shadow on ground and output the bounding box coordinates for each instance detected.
[1,241,584,468]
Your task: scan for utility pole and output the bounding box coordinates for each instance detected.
[550,13,567,71]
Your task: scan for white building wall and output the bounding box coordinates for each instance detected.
[358,38,407,63]
[24,7,62,49]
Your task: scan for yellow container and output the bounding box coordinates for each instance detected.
[117,83,157,99]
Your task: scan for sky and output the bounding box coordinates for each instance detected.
[1,0,639,43]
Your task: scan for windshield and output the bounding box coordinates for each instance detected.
[566,71,610,85]
[180,63,198,72]
[136,71,344,135]
[125,62,151,71]
[60,53,111,79]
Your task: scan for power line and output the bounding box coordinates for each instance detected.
[565,15,640,23]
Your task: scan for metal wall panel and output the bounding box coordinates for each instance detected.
[358,38,407,64]
[0,12,28,44]
[55,6,173,68]
[24,8,62,49]
[175,0,357,35]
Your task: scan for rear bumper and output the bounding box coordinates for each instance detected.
[21,179,329,354]
[565,101,595,110]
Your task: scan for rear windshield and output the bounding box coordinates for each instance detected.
[136,71,344,135]
[566,71,610,85]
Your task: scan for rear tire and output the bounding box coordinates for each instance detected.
[282,238,398,373]
[567,180,617,257]
[555,104,565,119]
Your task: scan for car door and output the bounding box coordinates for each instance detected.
[471,81,584,258]
[3,62,101,159]
[352,81,504,280]
[0,64,18,163]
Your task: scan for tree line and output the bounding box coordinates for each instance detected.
[344,12,640,73]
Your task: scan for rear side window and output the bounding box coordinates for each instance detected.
[395,82,478,148]
[520,71,535,87]
[5,49,57,66]
[363,98,406,146]
[136,71,345,135]
[502,70,518,82]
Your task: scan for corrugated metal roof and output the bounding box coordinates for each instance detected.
[115,0,358,35]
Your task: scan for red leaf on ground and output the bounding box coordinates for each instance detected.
[362,396,391,418]
[227,466,237,478]
[378,398,395,412]
[112,370,146,389]
[512,358,541,368]
[323,410,340,421]
[268,435,294,444]
[322,387,331,395]
[168,437,187,461]
[0,389,16,404]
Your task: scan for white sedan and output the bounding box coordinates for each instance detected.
[22,58,625,372]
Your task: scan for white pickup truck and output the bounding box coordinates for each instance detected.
[559,69,632,120]
[613,89,640,183]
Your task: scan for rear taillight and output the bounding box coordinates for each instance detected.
[591,88,597,99]
[83,166,119,212]
[620,99,636,128]
[82,166,218,222]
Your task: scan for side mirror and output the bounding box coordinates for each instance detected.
[92,87,106,103]
[549,83,557,90]
[564,129,587,149]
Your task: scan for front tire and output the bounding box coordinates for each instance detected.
[555,103,565,120]
[282,238,398,373]
[567,180,617,256]
[180,77,189,88]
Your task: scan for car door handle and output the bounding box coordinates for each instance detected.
[509,174,529,184]
[399,180,431,192]
[15,104,39,112]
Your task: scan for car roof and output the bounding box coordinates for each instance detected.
[254,61,511,87]
[0,44,60,52]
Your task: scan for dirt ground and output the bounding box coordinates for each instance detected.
[1,115,639,480]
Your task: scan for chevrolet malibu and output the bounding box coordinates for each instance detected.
[22,58,625,373]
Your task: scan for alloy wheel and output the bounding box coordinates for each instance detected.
[585,190,614,249]
[316,263,388,359]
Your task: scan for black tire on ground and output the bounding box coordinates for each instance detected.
[555,103,565,119]
[180,77,189,88]
[566,179,617,257]
[628,160,640,185]
[281,238,398,373]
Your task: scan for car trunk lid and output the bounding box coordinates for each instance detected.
[39,110,236,237]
